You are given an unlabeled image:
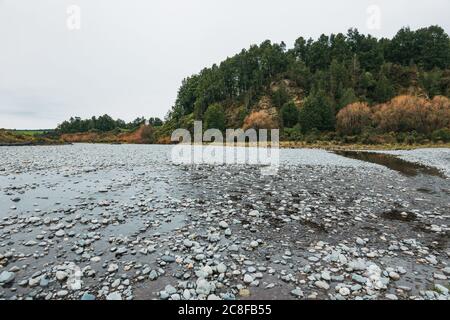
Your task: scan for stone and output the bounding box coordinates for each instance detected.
[183,239,193,248]
[161,255,176,263]
[108,264,119,273]
[243,274,254,284]
[196,279,212,295]
[56,271,68,281]
[291,288,303,297]
[81,293,96,300]
[106,292,122,300]
[339,287,350,296]
[250,241,259,248]
[165,285,177,295]
[389,272,400,281]
[0,271,15,285]
[435,284,449,295]
[315,281,330,290]
[149,270,159,281]
[219,221,229,229]
[57,290,69,297]
[216,263,227,274]
[55,230,66,237]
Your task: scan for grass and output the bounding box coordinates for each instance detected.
[12,130,50,136]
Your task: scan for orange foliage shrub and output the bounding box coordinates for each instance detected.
[242,110,278,130]
[336,102,372,135]
[373,95,450,134]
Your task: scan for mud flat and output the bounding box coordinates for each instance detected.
[0,144,449,300]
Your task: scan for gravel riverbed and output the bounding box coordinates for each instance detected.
[0,144,449,300]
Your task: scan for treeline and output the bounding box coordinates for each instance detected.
[57,115,163,134]
[164,25,450,142]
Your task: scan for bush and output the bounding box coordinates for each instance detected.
[282,124,303,141]
[336,102,372,135]
[373,95,450,134]
[431,128,450,142]
[243,110,278,130]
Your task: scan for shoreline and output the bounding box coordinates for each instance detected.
[1,140,449,151]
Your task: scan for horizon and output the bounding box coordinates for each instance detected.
[1,0,449,130]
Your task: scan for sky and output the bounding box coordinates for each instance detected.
[0,0,449,129]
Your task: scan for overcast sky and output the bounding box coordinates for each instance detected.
[0,0,449,129]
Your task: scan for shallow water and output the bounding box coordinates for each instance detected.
[333,150,446,178]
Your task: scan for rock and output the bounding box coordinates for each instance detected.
[108,264,119,273]
[442,267,450,276]
[57,290,69,297]
[218,221,229,229]
[389,272,400,281]
[0,271,15,285]
[385,294,398,300]
[165,285,177,295]
[56,271,68,281]
[435,284,449,295]
[55,230,66,237]
[433,273,447,280]
[352,274,367,284]
[239,288,250,297]
[183,239,193,248]
[339,287,350,296]
[243,274,254,284]
[196,279,212,295]
[321,271,331,281]
[81,293,96,300]
[161,255,176,263]
[315,281,330,290]
[216,263,227,274]
[149,270,159,281]
[248,210,259,217]
[291,288,303,298]
[106,292,122,300]
[183,289,191,300]
[111,279,121,288]
[250,241,259,248]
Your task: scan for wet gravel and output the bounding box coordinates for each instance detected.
[0,144,449,300]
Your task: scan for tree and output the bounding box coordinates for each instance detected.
[338,88,358,111]
[374,74,395,103]
[280,101,300,127]
[299,90,335,133]
[204,103,226,132]
[271,85,291,108]
[148,117,163,127]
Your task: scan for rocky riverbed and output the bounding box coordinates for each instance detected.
[0,144,449,300]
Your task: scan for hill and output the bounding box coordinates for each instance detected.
[160,25,450,145]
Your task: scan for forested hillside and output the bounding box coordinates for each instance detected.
[162,26,450,144]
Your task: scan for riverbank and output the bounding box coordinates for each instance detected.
[2,128,450,151]
[0,144,448,300]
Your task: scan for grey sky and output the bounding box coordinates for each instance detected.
[0,0,449,129]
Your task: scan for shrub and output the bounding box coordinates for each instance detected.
[431,128,450,142]
[373,95,450,134]
[243,110,278,131]
[336,102,372,135]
